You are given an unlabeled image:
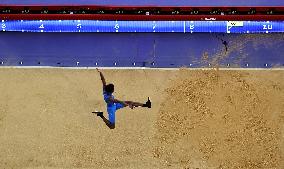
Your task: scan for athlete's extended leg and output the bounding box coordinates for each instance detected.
[125,101,144,107]
[125,97,151,108]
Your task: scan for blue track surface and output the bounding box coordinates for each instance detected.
[0,33,283,68]
[0,0,283,6]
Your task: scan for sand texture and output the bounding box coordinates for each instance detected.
[0,68,283,169]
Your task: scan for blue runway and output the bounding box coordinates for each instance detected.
[0,33,283,68]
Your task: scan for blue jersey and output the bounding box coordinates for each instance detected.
[103,90,114,107]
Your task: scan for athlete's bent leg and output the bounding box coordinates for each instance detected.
[107,106,116,129]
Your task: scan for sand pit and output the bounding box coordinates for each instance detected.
[0,68,283,169]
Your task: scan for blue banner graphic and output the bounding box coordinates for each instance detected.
[1,20,283,33]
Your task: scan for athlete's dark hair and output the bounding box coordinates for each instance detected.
[105,83,114,94]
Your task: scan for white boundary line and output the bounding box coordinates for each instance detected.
[0,66,284,70]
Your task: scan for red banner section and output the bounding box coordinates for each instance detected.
[0,6,283,20]
[0,14,283,21]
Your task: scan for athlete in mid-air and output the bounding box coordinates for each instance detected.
[96,68,151,129]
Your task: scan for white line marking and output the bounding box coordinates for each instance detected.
[0,66,283,70]
[183,21,186,33]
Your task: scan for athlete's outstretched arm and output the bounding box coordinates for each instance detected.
[96,68,106,88]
